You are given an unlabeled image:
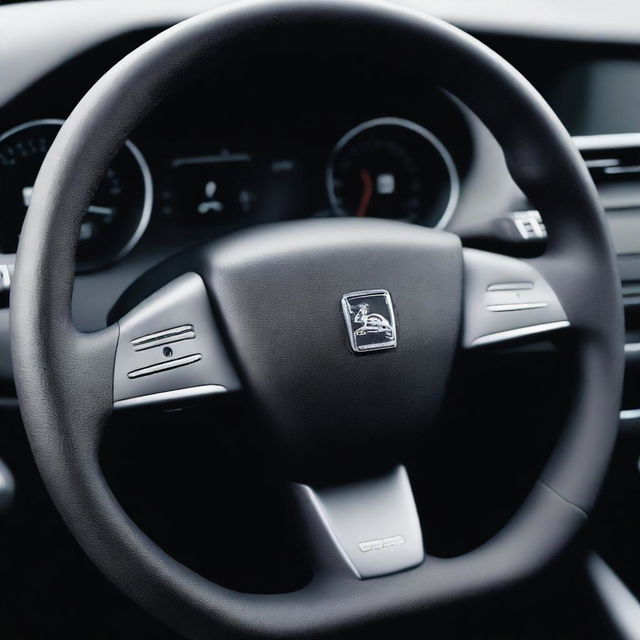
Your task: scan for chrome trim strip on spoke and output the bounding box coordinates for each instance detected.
[587,554,640,640]
[131,324,195,351]
[127,353,201,379]
[485,302,548,312]
[113,384,227,410]
[471,320,570,347]
[624,343,640,354]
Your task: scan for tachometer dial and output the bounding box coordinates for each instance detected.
[0,119,152,271]
[327,117,459,227]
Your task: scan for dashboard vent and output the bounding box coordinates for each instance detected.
[583,149,640,181]
[574,134,640,210]
[574,134,640,308]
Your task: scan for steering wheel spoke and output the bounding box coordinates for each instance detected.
[463,248,570,348]
[293,466,424,580]
[112,272,240,410]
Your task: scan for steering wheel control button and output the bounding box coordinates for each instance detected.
[130,324,195,351]
[512,210,547,240]
[127,353,202,379]
[295,466,423,579]
[0,264,13,292]
[463,249,569,347]
[113,272,240,408]
[486,281,533,292]
[341,290,397,353]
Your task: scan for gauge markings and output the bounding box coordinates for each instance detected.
[326,117,459,228]
[0,119,151,270]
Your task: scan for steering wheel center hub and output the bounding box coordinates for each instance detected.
[205,217,463,479]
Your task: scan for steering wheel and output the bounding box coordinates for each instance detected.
[10,0,624,637]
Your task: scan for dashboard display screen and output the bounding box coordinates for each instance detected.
[169,152,305,224]
[542,59,640,135]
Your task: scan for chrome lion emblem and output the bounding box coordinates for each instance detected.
[341,290,397,353]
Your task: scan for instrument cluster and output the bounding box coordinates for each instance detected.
[0,106,468,272]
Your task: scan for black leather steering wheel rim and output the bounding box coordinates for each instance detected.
[10,0,624,637]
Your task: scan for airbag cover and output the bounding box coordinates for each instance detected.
[206,218,462,479]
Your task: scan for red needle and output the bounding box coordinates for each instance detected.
[355,168,373,217]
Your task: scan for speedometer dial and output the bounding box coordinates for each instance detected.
[327,117,459,227]
[0,119,152,271]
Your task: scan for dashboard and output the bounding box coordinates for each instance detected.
[3,0,640,400]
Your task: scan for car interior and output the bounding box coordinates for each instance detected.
[1,0,640,638]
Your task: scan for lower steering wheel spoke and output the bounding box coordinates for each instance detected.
[112,272,240,410]
[293,466,424,580]
[462,248,570,349]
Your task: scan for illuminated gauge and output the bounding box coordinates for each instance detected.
[0,119,152,271]
[327,117,459,227]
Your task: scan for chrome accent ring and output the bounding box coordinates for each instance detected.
[326,116,460,229]
[0,118,153,269]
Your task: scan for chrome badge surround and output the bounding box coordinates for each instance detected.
[341,290,397,353]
